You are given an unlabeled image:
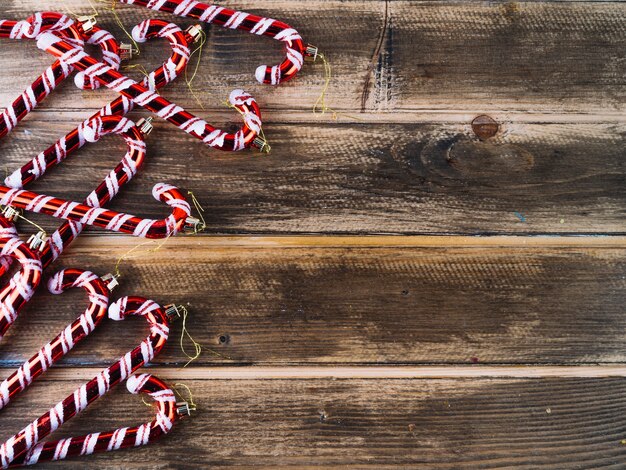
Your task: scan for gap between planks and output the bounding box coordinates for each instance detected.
[63,235,626,250]
[25,109,626,125]
[22,366,626,381]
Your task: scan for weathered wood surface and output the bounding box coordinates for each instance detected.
[0,236,624,367]
[3,1,626,116]
[0,2,625,234]
[3,118,626,235]
[3,373,626,469]
[0,0,625,468]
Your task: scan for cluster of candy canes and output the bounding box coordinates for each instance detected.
[37,30,266,151]
[0,115,148,337]
[0,19,204,334]
[0,1,315,465]
[0,269,111,409]
[120,0,316,85]
[0,13,121,140]
[0,16,194,466]
[20,374,182,466]
[0,297,188,468]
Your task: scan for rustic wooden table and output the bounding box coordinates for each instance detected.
[1,0,625,468]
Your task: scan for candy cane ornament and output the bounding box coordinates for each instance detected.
[1,18,190,194]
[120,0,317,85]
[73,25,122,91]
[36,31,266,152]
[0,270,112,410]
[0,23,198,310]
[0,182,193,239]
[40,116,150,265]
[0,13,121,140]
[0,214,42,339]
[0,116,147,338]
[0,297,176,468]
[5,19,193,191]
[17,374,189,466]
[4,114,149,266]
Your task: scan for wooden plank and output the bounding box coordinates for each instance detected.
[27,365,626,380]
[2,375,626,468]
[1,236,625,367]
[2,119,626,235]
[2,1,626,117]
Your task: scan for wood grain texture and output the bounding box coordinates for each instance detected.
[3,375,626,468]
[3,1,626,116]
[0,237,623,367]
[0,2,625,235]
[0,1,625,467]
[2,117,626,235]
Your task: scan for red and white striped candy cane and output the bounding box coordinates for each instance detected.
[0,13,121,140]
[37,31,265,152]
[0,13,80,139]
[42,116,149,264]
[17,374,188,466]
[0,183,193,239]
[0,215,42,339]
[5,19,192,191]
[120,0,316,85]
[0,297,173,468]
[74,26,122,90]
[0,116,145,337]
[0,115,147,276]
[0,269,111,410]
[1,23,195,273]
[98,19,195,117]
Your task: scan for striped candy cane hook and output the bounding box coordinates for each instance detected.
[0,13,81,140]
[74,26,122,90]
[2,22,197,274]
[36,31,266,152]
[4,19,193,192]
[0,270,112,410]
[0,115,148,279]
[120,0,317,85]
[18,374,190,466]
[0,13,121,140]
[0,215,42,339]
[0,183,194,239]
[99,19,195,117]
[0,297,176,468]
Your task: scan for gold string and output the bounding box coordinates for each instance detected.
[187,191,207,234]
[174,383,198,411]
[312,52,364,122]
[114,235,171,279]
[0,205,48,236]
[16,212,47,236]
[92,0,141,54]
[86,0,101,17]
[122,63,151,85]
[178,305,203,367]
[185,28,208,109]
[313,53,334,118]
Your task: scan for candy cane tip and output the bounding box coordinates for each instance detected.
[108,302,123,321]
[255,65,267,85]
[228,89,245,104]
[4,172,22,190]
[82,126,98,143]
[131,28,146,44]
[126,375,143,394]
